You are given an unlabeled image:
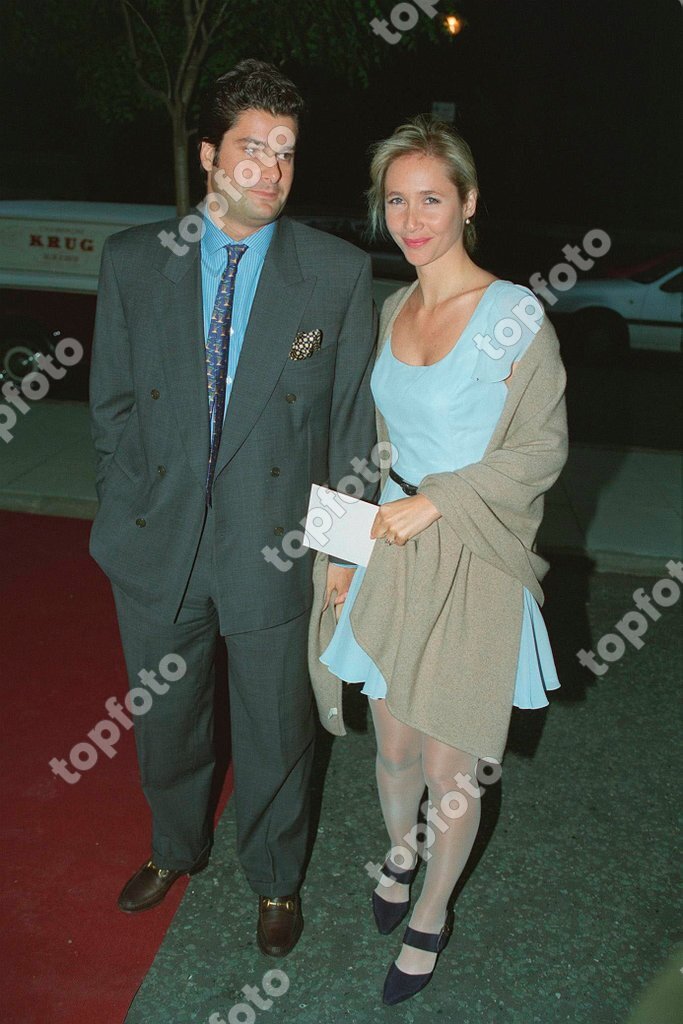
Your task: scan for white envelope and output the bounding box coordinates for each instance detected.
[302,484,378,566]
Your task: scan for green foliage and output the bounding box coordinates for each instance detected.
[6,0,438,124]
[2,0,442,208]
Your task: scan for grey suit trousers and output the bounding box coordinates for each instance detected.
[112,505,316,897]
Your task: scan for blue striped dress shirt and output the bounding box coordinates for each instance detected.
[199,212,352,569]
[200,212,275,421]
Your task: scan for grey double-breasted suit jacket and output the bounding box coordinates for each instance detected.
[89,214,378,632]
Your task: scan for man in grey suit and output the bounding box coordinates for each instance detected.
[89,59,376,956]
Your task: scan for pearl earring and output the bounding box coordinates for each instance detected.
[465,218,471,224]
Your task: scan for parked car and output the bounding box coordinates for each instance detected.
[603,250,682,280]
[545,254,682,358]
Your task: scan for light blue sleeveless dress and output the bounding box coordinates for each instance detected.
[320,280,560,710]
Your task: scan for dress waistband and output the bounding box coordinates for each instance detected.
[389,467,418,496]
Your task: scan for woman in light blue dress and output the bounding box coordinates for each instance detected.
[319,116,562,1006]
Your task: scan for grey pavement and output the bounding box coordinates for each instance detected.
[0,399,680,574]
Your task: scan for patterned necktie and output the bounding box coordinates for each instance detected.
[205,242,247,506]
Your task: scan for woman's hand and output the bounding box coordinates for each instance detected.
[370,494,441,546]
[323,563,356,621]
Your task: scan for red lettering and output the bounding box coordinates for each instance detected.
[47,236,60,248]
[64,237,77,250]
[29,235,43,247]
[80,239,94,252]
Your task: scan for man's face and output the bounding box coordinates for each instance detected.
[200,108,297,239]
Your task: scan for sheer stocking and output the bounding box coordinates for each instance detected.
[369,697,424,905]
[369,697,482,975]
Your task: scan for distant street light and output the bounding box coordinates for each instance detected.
[444,13,464,36]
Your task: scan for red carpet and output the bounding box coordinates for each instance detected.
[0,512,232,1024]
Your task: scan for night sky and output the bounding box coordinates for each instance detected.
[1,0,680,234]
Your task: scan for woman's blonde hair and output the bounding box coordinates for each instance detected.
[367,114,479,253]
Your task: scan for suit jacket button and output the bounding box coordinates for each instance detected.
[135,517,146,527]
[157,465,166,476]
[270,466,280,477]
[151,389,160,400]
[274,526,284,536]
[285,393,297,403]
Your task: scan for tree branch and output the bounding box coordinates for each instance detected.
[175,0,213,100]
[203,2,231,51]
[119,0,172,107]
[182,0,196,37]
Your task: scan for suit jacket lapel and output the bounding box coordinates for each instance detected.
[154,230,210,489]
[214,217,316,476]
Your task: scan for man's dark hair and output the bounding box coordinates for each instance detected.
[198,59,304,151]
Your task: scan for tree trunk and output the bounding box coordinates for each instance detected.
[172,104,190,215]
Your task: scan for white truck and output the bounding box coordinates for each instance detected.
[0,200,175,387]
[0,199,405,389]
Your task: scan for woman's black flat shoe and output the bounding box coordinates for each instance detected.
[372,860,418,935]
[382,918,452,1006]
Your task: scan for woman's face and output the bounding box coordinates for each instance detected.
[384,152,475,268]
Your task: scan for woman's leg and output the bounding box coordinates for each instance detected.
[368,697,425,904]
[395,733,482,975]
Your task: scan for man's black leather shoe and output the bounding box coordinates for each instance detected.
[117,854,209,913]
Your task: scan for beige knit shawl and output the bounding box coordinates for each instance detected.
[308,282,568,760]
